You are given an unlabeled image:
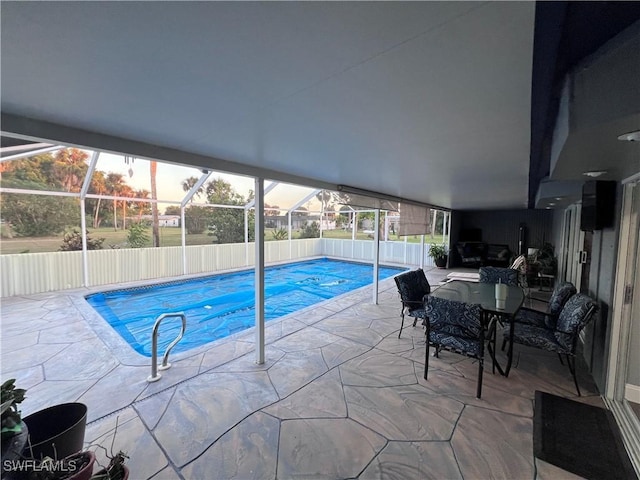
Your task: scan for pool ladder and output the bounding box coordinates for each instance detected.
[147,312,187,383]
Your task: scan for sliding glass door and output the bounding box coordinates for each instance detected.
[606,178,640,477]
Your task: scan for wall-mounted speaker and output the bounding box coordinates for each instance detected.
[580,180,617,231]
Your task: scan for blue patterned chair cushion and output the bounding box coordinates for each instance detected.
[509,293,597,354]
[425,296,484,359]
[514,307,552,328]
[426,296,483,338]
[395,269,431,305]
[555,293,597,350]
[478,267,519,286]
[512,282,576,329]
[548,281,577,317]
[428,332,482,357]
[511,324,568,354]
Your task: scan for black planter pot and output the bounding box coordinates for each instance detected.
[434,256,447,268]
[22,403,87,460]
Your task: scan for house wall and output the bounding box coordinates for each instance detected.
[584,186,622,390]
[550,185,623,392]
[449,209,553,266]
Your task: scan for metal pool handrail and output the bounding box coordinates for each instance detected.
[147,312,187,383]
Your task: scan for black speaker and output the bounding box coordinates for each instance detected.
[580,180,616,231]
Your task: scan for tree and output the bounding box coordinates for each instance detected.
[164,205,181,216]
[181,176,204,202]
[89,171,107,228]
[316,190,334,213]
[105,173,126,230]
[119,183,134,230]
[292,206,308,217]
[133,189,151,220]
[206,178,245,204]
[150,161,160,247]
[205,177,251,243]
[265,203,280,216]
[0,190,79,236]
[185,205,212,234]
[0,154,57,188]
[53,148,88,192]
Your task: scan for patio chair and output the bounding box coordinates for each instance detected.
[512,281,577,329]
[509,255,528,286]
[394,269,431,338]
[478,266,519,286]
[423,296,487,398]
[503,293,598,396]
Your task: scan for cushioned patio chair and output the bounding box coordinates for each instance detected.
[503,293,598,396]
[478,266,519,286]
[423,296,488,398]
[394,269,431,338]
[513,281,577,329]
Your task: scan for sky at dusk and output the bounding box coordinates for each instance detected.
[93,152,322,212]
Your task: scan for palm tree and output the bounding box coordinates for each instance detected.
[135,189,151,221]
[90,171,107,228]
[105,172,125,230]
[150,161,160,246]
[54,148,88,192]
[182,176,204,202]
[119,184,134,230]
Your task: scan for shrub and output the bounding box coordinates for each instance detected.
[300,221,320,239]
[59,228,105,251]
[127,222,150,248]
[271,228,288,240]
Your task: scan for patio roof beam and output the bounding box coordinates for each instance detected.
[245,181,278,209]
[287,189,322,213]
[0,142,53,154]
[0,145,64,162]
[80,151,100,199]
[1,114,338,195]
[0,187,79,198]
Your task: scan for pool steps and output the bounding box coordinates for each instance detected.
[147,312,187,383]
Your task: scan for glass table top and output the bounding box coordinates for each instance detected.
[432,280,524,315]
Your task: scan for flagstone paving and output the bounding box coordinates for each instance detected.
[0,267,600,479]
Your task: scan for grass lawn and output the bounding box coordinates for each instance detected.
[0,227,445,255]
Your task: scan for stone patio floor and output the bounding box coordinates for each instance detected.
[0,267,601,479]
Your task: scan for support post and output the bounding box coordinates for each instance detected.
[255,178,265,364]
[288,211,292,259]
[373,209,380,304]
[181,206,187,274]
[80,199,89,286]
[245,208,249,266]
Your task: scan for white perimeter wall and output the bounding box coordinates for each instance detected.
[0,239,434,297]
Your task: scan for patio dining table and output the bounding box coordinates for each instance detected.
[431,280,525,376]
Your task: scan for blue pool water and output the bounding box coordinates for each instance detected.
[85,258,405,356]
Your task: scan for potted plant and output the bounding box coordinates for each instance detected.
[2,378,29,473]
[2,378,27,440]
[23,402,88,461]
[429,244,448,268]
[18,451,96,480]
[2,380,95,480]
[90,451,128,480]
[89,417,129,480]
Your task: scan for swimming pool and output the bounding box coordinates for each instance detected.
[85,258,406,356]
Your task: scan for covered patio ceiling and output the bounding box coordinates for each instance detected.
[2,2,638,212]
[1,1,535,211]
